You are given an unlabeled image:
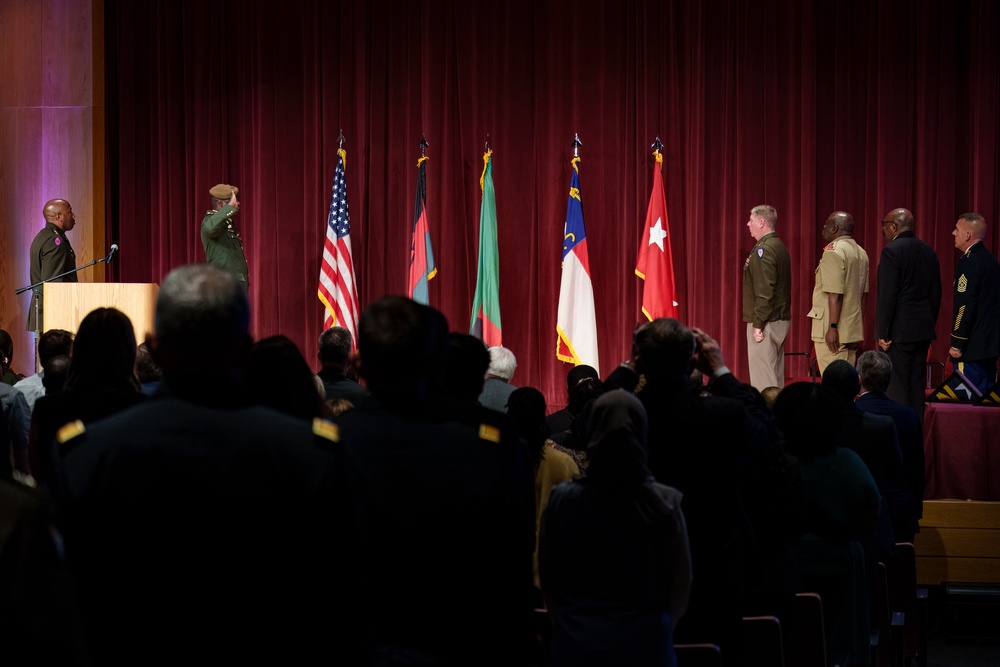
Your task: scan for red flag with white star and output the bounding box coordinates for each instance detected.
[635,153,678,320]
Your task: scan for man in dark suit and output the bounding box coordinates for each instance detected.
[876,208,942,413]
[629,318,777,659]
[856,350,924,540]
[336,297,536,665]
[55,264,350,666]
[949,212,1000,393]
[822,360,911,550]
[316,325,366,403]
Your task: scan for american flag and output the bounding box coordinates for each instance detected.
[318,148,360,340]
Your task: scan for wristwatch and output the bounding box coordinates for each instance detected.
[829,322,838,329]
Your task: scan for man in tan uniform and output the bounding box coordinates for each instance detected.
[808,211,869,373]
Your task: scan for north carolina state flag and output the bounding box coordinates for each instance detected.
[635,153,678,320]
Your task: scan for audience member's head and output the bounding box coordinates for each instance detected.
[821,359,861,406]
[151,264,251,397]
[772,382,840,463]
[507,386,549,466]
[856,350,892,394]
[135,342,163,384]
[38,328,74,367]
[441,333,490,402]
[67,307,139,392]
[633,318,696,388]
[325,397,355,417]
[567,374,603,415]
[42,355,71,395]
[0,329,14,369]
[486,346,517,382]
[565,364,599,394]
[583,389,651,491]
[245,335,326,420]
[318,326,353,372]
[357,296,449,403]
[760,386,782,410]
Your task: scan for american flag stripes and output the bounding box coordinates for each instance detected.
[318,148,360,340]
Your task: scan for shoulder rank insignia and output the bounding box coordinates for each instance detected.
[478,424,501,444]
[312,418,339,443]
[57,420,86,444]
[823,242,835,251]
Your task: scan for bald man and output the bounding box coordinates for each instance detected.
[949,212,1000,393]
[875,208,941,413]
[808,211,869,373]
[27,199,78,332]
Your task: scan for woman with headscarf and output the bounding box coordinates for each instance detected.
[539,389,692,667]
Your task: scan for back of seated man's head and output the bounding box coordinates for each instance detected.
[42,354,71,395]
[357,296,448,400]
[441,333,489,402]
[135,342,162,383]
[38,329,74,367]
[486,346,517,381]
[317,326,353,370]
[152,264,251,389]
[856,350,891,394]
[633,318,696,387]
[821,359,861,405]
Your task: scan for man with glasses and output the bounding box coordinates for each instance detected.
[875,208,941,413]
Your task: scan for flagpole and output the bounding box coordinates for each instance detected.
[572,133,582,158]
[419,135,428,158]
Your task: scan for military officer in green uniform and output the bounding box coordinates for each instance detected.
[201,183,249,286]
[27,199,78,332]
[743,204,792,390]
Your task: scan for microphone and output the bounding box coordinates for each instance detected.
[106,243,119,264]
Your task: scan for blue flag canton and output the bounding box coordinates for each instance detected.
[328,158,351,239]
[562,169,586,261]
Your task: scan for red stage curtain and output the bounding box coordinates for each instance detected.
[109,0,1000,408]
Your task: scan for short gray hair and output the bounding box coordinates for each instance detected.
[856,350,892,393]
[751,205,777,229]
[487,346,517,380]
[156,264,250,345]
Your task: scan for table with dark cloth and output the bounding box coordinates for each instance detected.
[923,403,1000,500]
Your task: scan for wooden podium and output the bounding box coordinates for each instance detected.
[42,283,159,344]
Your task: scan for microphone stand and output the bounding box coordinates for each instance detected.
[15,248,117,371]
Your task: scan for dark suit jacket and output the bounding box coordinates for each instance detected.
[336,395,536,664]
[856,391,924,522]
[876,231,941,343]
[479,376,517,413]
[835,405,915,544]
[951,242,1000,361]
[637,375,771,648]
[55,398,351,666]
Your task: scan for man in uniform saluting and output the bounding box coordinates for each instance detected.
[202,183,249,286]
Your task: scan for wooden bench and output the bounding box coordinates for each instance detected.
[914,500,1000,585]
